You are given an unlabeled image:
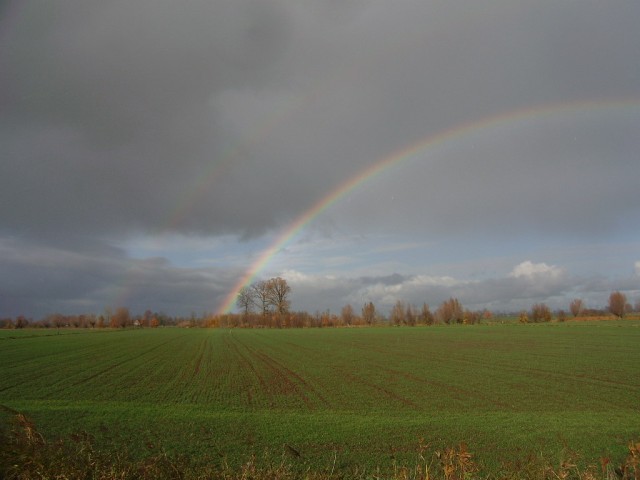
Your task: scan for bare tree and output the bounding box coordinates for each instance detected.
[111,307,131,328]
[236,286,256,316]
[50,313,65,330]
[436,298,464,324]
[405,304,416,326]
[341,304,355,326]
[463,310,480,325]
[557,309,567,322]
[361,302,376,325]
[390,300,405,326]
[569,298,584,318]
[420,303,434,325]
[608,291,627,318]
[530,303,552,323]
[252,280,272,316]
[267,277,291,314]
[14,315,29,329]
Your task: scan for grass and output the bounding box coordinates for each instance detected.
[1,321,639,476]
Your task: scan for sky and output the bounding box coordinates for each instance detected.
[1,0,639,319]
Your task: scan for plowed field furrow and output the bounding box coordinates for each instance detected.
[252,348,327,409]
[44,334,189,399]
[334,366,420,409]
[223,333,273,408]
[381,366,514,409]
[243,335,354,409]
[229,333,315,409]
[439,350,640,394]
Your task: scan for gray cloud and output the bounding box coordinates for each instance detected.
[286,261,639,316]
[0,236,236,318]
[1,1,639,317]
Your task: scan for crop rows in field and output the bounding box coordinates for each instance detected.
[1,323,640,470]
[2,324,640,411]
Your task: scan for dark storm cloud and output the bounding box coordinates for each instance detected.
[1,0,293,237]
[2,1,639,240]
[1,1,639,317]
[0,236,235,318]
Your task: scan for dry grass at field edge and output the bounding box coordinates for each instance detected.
[1,407,639,480]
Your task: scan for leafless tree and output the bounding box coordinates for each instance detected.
[436,297,464,324]
[341,304,355,326]
[420,303,434,325]
[405,304,416,326]
[267,277,291,314]
[569,298,584,318]
[252,280,272,316]
[361,302,376,325]
[14,315,28,329]
[236,286,256,316]
[390,300,405,326]
[608,291,627,318]
[50,313,65,330]
[530,303,552,323]
[111,307,131,328]
[463,310,480,325]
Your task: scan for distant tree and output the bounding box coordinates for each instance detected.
[609,291,627,318]
[50,313,65,330]
[390,300,405,326]
[569,298,584,318]
[252,281,272,316]
[530,303,552,323]
[463,310,480,325]
[150,317,160,328]
[420,303,434,325]
[519,311,529,324]
[141,310,154,327]
[14,315,28,329]
[111,307,131,328]
[361,302,376,325]
[557,309,567,322]
[405,304,416,326]
[436,298,464,324]
[341,304,355,326]
[236,286,256,316]
[266,277,291,314]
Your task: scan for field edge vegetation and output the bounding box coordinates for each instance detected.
[2,406,639,480]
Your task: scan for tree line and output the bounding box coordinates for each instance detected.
[1,285,637,330]
[0,309,189,330]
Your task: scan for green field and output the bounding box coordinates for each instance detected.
[1,322,639,475]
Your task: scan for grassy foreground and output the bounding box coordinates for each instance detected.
[1,322,639,477]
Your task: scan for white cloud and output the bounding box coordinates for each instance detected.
[510,261,564,279]
[635,261,640,276]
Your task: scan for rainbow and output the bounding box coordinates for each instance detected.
[216,97,639,314]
